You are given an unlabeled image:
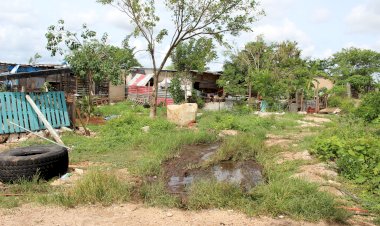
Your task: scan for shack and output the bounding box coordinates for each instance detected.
[127,67,223,104]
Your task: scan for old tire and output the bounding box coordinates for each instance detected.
[0,145,69,183]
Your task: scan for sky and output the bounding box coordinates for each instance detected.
[0,0,379,71]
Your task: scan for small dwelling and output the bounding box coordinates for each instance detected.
[127,73,174,105]
[0,62,127,104]
[128,67,223,105]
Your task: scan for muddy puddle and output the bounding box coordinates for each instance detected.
[163,143,264,197]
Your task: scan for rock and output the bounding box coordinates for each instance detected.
[167,103,198,126]
[277,151,312,164]
[74,168,84,175]
[7,134,20,143]
[218,130,238,137]
[278,215,285,219]
[141,126,150,133]
[51,179,66,186]
[166,212,173,217]
[61,127,73,132]
[319,186,344,197]
[297,111,307,115]
[319,108,341,114]
[196,113,203,117]
[18,133,28,142]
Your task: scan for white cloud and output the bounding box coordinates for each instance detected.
[260,0,299,20]
[105,10,134,31]
[346,0,380,34]
[253,19,315,57]
[312,8,331,23]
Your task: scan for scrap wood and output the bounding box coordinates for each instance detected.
[25,95,64,146]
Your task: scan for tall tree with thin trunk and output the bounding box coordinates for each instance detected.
[98,0,264,118]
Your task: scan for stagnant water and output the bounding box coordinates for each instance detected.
[164,143,264,195]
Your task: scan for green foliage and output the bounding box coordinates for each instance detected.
[312,118,380,196]
[168,75,185,104]
[46,20,139,86]
[188,90,205,108]
[220,37,319,103]
[171,38,217,72]
[329,47,380,94]
[327,96,355,113]
[355,92,380,122]
[28,53,42,65]
[346,75,373,94]
[330,47,380,78]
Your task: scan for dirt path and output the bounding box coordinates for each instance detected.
[0,203,336,226]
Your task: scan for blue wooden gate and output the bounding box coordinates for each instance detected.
[0,92,70,134]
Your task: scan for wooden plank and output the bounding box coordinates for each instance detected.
[39,93,47,129]
[59,92,70,126]
[27,93,39,131]
[53,92,61,127]
[20,93,30,131]
[47,92,57,128]
[15,92,25,132]
[11,93,21,133]
[5,93,15,133]
[56,92,65,126]
[34,95,44,129]
[42,93,52,127]
[0,93,6,134]
[26,95,64,145]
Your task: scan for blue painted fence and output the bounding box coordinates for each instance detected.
[0,92,70,135]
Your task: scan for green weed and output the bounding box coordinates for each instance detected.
[139,181,180,208]
[43,170,131,207]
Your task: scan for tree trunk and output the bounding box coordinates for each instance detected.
[150,51,158,118]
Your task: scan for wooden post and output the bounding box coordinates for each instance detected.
[25,95,64,145]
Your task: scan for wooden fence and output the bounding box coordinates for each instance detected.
[0,92,70,134]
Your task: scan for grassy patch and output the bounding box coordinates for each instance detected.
[187,180,251,210]
[40,170,131,207]
[250,178,349,222]
[139,181,180,208]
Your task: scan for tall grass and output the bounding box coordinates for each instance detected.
[40,170,131,207]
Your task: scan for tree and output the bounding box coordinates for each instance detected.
[45,20,140,105]
[28,53,42,65]
[219,38,316,108]
[171,37,217,100]
[329,47,380,94]
[98,0,263,118]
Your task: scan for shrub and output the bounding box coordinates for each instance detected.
[355,92,380,122]
[327,96,355,113]
[312,127,380,192]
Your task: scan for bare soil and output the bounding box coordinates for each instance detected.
[0,203,339,226]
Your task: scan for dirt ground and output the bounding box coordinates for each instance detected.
[0,115,374,226]
[0,203,339,226]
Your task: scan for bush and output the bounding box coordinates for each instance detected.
[355,92,380,122]
[328,96,355,113]
[312,125,380,192]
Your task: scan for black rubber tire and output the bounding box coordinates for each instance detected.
[0,145,69,183]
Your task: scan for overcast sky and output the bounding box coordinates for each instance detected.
[0,0,379,70]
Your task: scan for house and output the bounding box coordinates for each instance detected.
[127,67,223,104]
